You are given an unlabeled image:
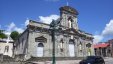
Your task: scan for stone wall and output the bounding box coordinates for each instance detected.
[0,42,13,57]
[0,54,82,64]
[0,61,25,64]
[0,54,26,64]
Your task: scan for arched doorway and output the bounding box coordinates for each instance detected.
[37,43,44,57]
[35,36,47,57]
[68,40,75,57]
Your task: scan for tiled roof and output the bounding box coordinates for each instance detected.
[94,43,110,48]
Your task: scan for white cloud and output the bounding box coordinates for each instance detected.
[4,15,59,35]
[0,25,1,29]
[14,27,24,33]
[39,14,59,24]
[25,19,29,26]
[4,31,11,36]
[93,19,113,44]
[7,22,16,32]
[6,22,24,34]
[102,19,113,36]
[93,35,103,44]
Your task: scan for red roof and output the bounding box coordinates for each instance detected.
[94,43,109,48]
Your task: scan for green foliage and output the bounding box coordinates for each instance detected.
[0,30,7,39]
[10,31,20,41]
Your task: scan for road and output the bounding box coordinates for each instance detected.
[75,57,113,64]
[104,57,113,64]
[26,57,113,64]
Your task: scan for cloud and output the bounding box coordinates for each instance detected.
[93,35,103,44]
[25,19,29,26]
[6,22,24,34]
[45,0,60,2]
[39,14,59,24]
[3,15,59,35]
[93,19,113,44]
[14,27,24,33]
[102,20,113,36]
[0,25,1,29]
[4,31,11,36]
[7,22,16,32]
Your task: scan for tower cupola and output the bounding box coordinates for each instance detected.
[59,6,79,30]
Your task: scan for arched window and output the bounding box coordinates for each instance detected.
[68,19,71,28]
[4,45,9,55]
[4,45,9,52]
[37,43,44,57]
[79,42,82,51]
[60,38,64,52]
[68,17,73,28]
[68,40,75,57]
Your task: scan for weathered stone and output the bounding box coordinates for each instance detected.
[14,6,94,61]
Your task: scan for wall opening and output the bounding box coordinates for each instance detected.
[69,39,75,57]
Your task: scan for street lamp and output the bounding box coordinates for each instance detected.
[50,19,60,64]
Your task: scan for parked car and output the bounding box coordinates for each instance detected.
[79,56,105,64]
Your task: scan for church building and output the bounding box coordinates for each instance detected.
[14,6,94,60]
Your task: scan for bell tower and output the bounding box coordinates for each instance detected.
[59,6,79,30]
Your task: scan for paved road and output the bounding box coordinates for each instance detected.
[104,57,113,64]
[27,57,113,64]
[75,57,113,64]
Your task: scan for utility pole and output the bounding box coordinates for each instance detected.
[51,28,56,64]
[50,19,60,64]
[50,20,56,64]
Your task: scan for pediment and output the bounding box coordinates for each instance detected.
[64,28,79,34]
[35,36,47,42]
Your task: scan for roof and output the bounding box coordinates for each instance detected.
[94,43,110,48]
[59,6,79,15]
[29,20,50,26]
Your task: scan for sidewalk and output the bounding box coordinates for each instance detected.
[104,57,113,62]
[30,60,81,64]
[45,60,81,64]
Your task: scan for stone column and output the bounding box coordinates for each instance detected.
[100,48,103,57]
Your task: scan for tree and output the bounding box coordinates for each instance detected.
[10,31,20,41]
[0,30,7,39]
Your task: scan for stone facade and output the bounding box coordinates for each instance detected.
[0,37,13,57]
[14,6,94,60]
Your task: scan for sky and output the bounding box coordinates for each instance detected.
[0,0,113,44]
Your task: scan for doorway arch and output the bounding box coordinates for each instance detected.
[37,43,44,57]
[35,36,47,57]
[68,39,75,57]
